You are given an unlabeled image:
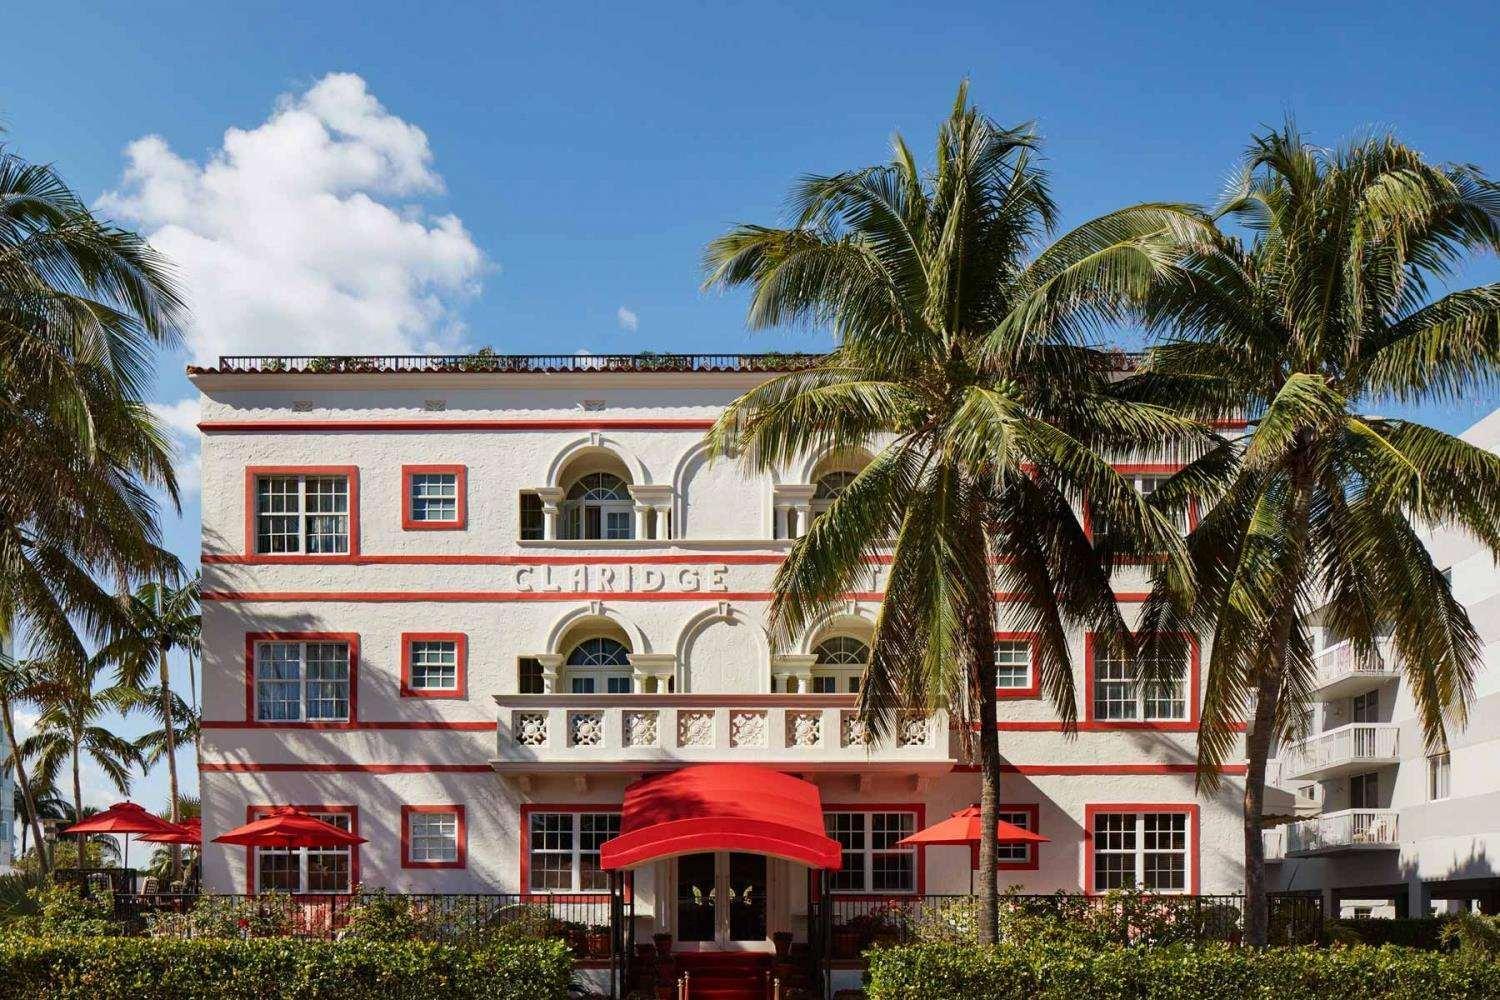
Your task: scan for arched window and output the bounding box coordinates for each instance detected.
[566,637,633,693]
[814,470,858,501]
[811,636,870,693]
[562,473,634,540]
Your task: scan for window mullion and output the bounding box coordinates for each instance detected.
[1136,813,1146,888]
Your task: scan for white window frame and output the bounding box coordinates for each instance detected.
[254,474,350,554]
[526,811,621,893]
[407,639,459,692]
[1428,753,1451,801]
[1092,638,1190,722]
[254,641,351,723]
[408,811,460,864]
[995,808,1035,864]
[1126,473,1189,534]
[561,473,635,540]
[824,810,917,895]
[1091,811,1190,894]
[255,810,353,894]
[995,639,1034,691]
[811,636,869,694]
[408,472,459,523]
[565,637,633,694]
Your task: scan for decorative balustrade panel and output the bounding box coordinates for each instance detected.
[495,695,951,768]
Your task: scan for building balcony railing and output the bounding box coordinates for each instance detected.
[1310,639,1399,699]
[491,694,953,776]
[1281,723,1400,781]
[1283,809,1400,856]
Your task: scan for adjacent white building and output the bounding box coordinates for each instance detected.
[191,352,1255,955]
[1267,409,1500,917]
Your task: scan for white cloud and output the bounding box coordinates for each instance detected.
[148,398,202,497]
[616,306,639,333]
[97,72,486,364]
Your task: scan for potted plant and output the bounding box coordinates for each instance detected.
[831,917,863,959]
[560,920,588,957]
[772,930,793,957]
[653,930,673,957]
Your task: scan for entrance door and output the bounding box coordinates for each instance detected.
[675,852,768,949]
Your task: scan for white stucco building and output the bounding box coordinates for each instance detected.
[1267,409,1500,918]
[191,352,1253,969]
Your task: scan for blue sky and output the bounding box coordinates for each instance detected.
[4,0,1498,820]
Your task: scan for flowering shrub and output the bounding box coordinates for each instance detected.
[6,884,118,938]
[145,892,299,939]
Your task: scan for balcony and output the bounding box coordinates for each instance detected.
[1284,809,1400,856]
[1282,722,1400,781]
[1310,639,1399,699]
[492,694,954,780]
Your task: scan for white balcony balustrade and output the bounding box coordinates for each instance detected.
[1282,722,1400,781]
[1310,639,1398,699]
[1284,809,1399,856]
[492,694,953,778]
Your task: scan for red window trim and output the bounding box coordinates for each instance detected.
[1083,632,1200,732]
[401,804,467,869]
[994,631,1041,700]
[519,803,624,898]
[820,802,926,897]
[244,803,359,896]
[978,803,1042,872]
[1082,803,1200,896]
[402,464,467,531]
[244,466,361,562]
[243,632,360,727]
[399,632,468,700]
[1080,463,1198,544]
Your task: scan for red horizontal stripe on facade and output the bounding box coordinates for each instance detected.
[199,419,717,432]
[202,552,821,566]
[200,762,494,774]
[201,590,1153,603]
[199,761,1245,776]
[201,720,497,731]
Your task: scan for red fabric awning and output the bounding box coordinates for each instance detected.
[896,805,1050,848]
[600,764,842,871]
[213,807,367,849]
[139,817,202,845]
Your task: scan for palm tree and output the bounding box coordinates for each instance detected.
[14,651,144,856]
[0,651,50,872]
[12,782,67,864]
[0,144,184,798]
[703,84,1205,942]
[1131,124,1500,944]
[109,576,200,875]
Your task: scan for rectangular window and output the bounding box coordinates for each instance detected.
[526,811,621,892]
[519,492,545,540]
[996,806,1039,867]
[1352,689,1379,723]
[411,474,456,521]
[254,640,351,722]
[825,810,917,894]
[403,806,464,867]
[995,639,1033,691]
[811,676,838,694]
[1428,753,1451,801]
[518,657,545,694]
[255,473,350,554]
[1126,472,1189,533]
[1091,811,1190,893]
[255,809,354,894]
[405,638,460,693]
[1091,637,1191,722]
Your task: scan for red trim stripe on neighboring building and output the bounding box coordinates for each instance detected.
[202,590,1156,603]
[201,419,719,433]
[198,761,1246,776]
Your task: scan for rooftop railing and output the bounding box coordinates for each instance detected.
[191,352,826,374]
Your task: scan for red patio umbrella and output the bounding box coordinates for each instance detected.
[213,807,367,849]
[62,801,183,877]
[897,804,1050,893]
[138,816,202,845]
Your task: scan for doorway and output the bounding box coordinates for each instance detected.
[675,852,768,950]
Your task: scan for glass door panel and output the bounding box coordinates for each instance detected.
[727,852,767,943]
[676,852,717,943]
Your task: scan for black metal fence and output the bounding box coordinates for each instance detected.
[815,892,1324,956]
[197,353,826,375]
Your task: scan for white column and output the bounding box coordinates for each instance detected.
[633,505,650,540]
[653,505,671,540]
[536,487,564,541]
[535,654,564,694]
[792,505,811,537]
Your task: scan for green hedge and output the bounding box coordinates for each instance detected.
[0,936,573,1000]
[1325,917,1452,951]
[865,941,1500,1000]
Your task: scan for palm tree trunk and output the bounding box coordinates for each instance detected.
[1244,453,1314,945]
[1,694,49,873]
[158,645,182,880]
[1243,667,1283,946]
[71,742,84,864]
[960,483,1003,944]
